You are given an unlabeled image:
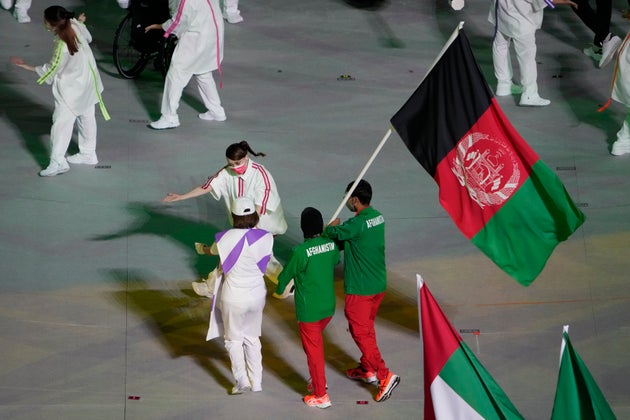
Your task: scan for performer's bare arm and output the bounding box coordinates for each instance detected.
[162,185,213,202]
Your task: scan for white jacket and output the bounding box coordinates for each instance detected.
[162,0,224,74]
[488,0,548,38]
[35,19,106,118]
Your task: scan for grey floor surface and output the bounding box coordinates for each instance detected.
[0,0,629,419]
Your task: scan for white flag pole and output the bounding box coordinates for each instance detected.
[559,324,569,366]
[326,21,465,225]
[327,128,392,224]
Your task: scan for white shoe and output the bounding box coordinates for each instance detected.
[611,139,630,156]
[39,161,70,177]
[231,384,251,395]
[13,8,30,23]
[519,94,550,107]
[0,0,12,10]
[191,281,213,297]
[198,110,227,122]
[600,34,622,68]
[149,116,180,130]
[252,385,262,392]
[495,83,522,97]
[67,153,98,165]
[224,12,243,24]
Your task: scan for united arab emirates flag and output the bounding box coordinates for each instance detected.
[551,327,616,420]
[391,24,585,286]
[417,274,524,419]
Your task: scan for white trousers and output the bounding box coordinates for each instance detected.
[4,0,31,9]
[220,295,265,389]
[160,68,223,120]
[50,102,97,165]
[492,31,538,96]
[223,0,240,15]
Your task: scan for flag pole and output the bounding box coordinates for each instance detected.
[327,128,393,224]
[327,21,465,225]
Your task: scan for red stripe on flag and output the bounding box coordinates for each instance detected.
[420,281,462,417]
[435,99,540,239]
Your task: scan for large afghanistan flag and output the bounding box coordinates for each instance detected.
[551,328,616,420]
[391,23,585,286]
[417,274,524,419]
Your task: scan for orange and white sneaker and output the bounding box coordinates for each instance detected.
[303,393,332,409]
[346,365,378,384]
[375,371,400,402]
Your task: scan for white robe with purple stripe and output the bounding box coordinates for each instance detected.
[210,228,273,340]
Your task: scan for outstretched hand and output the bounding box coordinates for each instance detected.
[11,56,35,72]
[553,0,578,8]
[10,56,24,66]
[162,193,181,202]
[145,24,162,33]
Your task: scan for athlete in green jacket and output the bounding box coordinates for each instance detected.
[323,179,400,403]
[276,207,340,409]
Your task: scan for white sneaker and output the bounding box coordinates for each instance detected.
[231,384,251,395]
[0,0,12,10]
[191,281,213,297]
[519,94,550,107]
[198,110,227,122]
[149,116,180,130]
[67,153,98,165]
[611,139,630,156]
[13,8,30,23]
[600,34,622,68]
[39,161,70,177]
[495,83,522,97]
[224,12,243,24]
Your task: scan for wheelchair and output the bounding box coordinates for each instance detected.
[113,0,177,79]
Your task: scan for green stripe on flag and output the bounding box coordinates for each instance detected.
[471,160,585,285]
[439,342,524,420]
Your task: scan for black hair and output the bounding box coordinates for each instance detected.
[225,141,266,160]
[346,179,372,205]
[232,212,259,229]
[44,6,78,55]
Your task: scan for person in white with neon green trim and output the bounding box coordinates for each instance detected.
[13,6,109,177]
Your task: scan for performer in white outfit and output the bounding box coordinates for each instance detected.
[602,33,630,156]
[162,141,287,234]
[145,0,225,129]
[488,0,576,106]
[214,197,273,394]
[163,141,288,293]
[0,0,31,23]
[13,6,109,177]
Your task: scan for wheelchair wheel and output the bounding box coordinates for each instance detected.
[113,12,150,79]
[158,34,178,79]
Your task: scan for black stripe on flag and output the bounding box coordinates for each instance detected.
[390,29,493,177]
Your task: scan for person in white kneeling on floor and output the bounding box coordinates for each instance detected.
[488,0,576,107]
[12,6,109,177]
[0,0,32,23]
[145,0,226,130]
